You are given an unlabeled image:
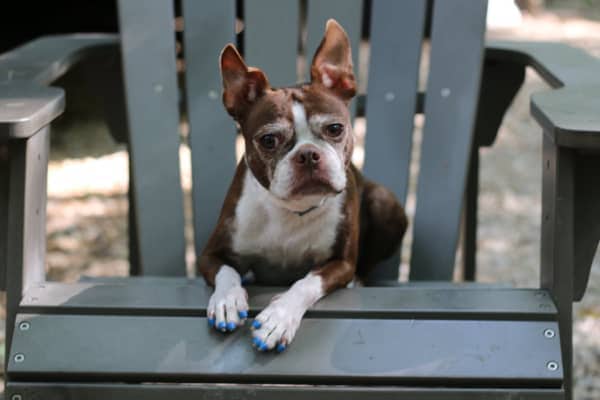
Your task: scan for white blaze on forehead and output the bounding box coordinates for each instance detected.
[292,102,312,142]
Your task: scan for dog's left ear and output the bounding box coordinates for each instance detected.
[310,19,356,101]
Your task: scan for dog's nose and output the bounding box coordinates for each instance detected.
[294,146,321,167]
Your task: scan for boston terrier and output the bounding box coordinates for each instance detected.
[199,19,407,352]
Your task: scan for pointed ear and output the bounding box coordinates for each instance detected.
[310,19,356,101]
[220,44,270,119]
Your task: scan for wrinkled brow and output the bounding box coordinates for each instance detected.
[309,114,339,130]
[254,119,292,137]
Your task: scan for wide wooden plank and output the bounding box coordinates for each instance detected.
[117,0,186,275]
[410,0,487,280]
[182,0,238,254]
[8,314,563,386]
[245,0,300,87]
[20,281,557,320]
[363,0,426,206]
[6,382,565,400]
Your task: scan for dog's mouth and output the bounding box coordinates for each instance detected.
[288,171,341,198]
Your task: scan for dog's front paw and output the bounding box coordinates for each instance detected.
[207,285,248,333]
[251,298,304,352]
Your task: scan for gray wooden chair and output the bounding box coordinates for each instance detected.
[1,0,599,399]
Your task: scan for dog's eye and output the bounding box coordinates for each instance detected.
[325,123,344,137]
[259,134,278,150]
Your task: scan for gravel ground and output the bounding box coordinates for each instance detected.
[2,7,599,399]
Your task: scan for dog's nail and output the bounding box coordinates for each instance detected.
[252,320,262,329]
[217,321,227,331]
[276,343,287,353]
[207,318,215,327]
[238,310,248,319]
[226,322,236,331]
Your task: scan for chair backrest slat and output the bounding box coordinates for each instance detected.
[244,0,300,87]
[117,0,186,275]
[182,0,237,259]
[363,0,426,205]
[410,0,488,280]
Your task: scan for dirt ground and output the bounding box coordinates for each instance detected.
[2,5,600,399]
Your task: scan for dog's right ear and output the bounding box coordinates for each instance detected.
[220,44,270,120]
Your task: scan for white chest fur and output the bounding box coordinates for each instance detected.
[232,169,344,270]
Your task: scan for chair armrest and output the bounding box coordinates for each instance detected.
[532,86,600,150]
[486,40,600,149]
[0,34,119,141]
[0,34,118,85]
[486,40,600,88]
[0,83,64,140]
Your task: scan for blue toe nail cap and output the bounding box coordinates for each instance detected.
[276,343,287,353]
[259,342,268,351]
[252,320,261,329]
[252,337,261,347]
[226,322,236,331]
[238,310,248,319]
[207,318,215,327]
[217,322,227,330]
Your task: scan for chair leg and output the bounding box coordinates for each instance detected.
[462,146,479,281]
[541,135,574,400]
[5,128,50,368]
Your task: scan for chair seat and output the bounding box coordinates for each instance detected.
[8,278,563,392]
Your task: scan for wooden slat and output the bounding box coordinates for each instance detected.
[182,0,238,254]
[363,0,426,205]
[117,0,186,275]
[8,313,563,387]
[410,0,488,280]
[244,0,300,87]
[20,281,557,320]
[6,382,565,400]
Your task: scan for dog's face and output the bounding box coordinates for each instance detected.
[220,20,356,207]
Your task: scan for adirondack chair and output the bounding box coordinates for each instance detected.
[1,0,599,399]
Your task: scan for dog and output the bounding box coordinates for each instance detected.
[199,19,407,352]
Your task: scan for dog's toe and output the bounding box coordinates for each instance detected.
[207,285,248,333]
[251,302,301,352]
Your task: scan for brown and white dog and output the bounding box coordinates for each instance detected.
[199,19,407,352]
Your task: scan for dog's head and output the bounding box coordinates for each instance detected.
[220,19,356,211]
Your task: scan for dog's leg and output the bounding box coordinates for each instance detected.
[356,180,407,280]
[201,257,249,333]
[251,260,354,352]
